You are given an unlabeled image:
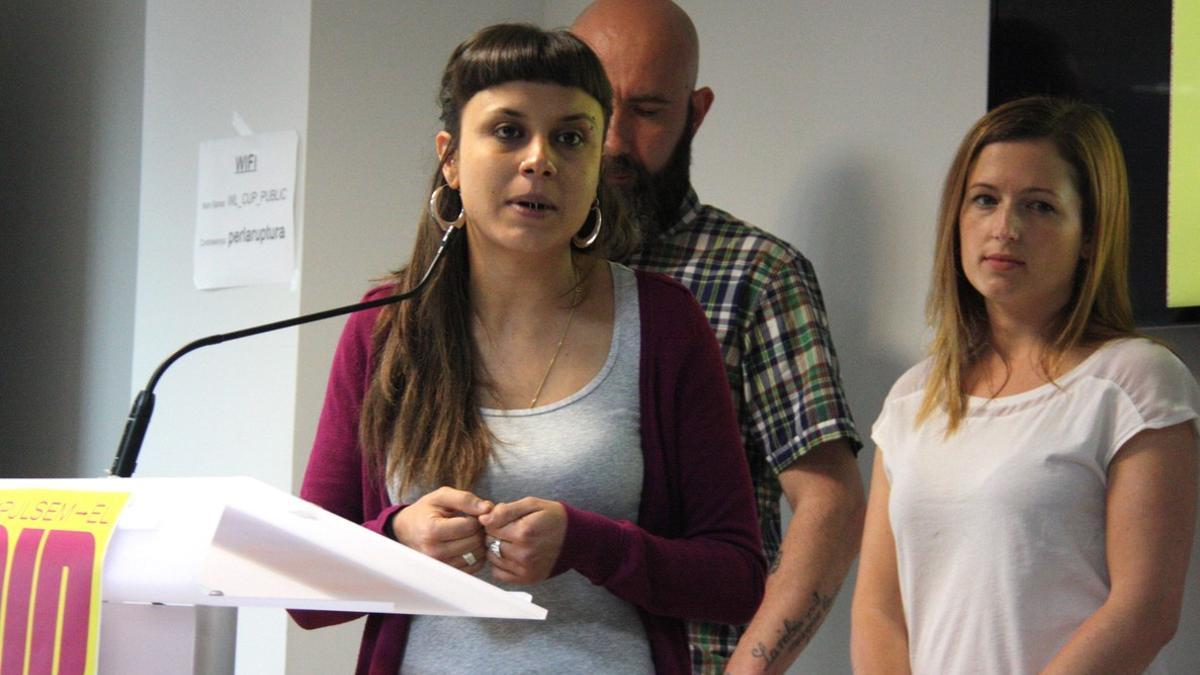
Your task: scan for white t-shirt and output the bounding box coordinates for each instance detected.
[873,338,1199,674]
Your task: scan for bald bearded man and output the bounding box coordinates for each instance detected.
[573,2,865,673]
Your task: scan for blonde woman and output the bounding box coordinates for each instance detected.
[852,97,1199,674]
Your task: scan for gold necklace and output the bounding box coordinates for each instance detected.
[527,298,578,408]
[474,262,584,409]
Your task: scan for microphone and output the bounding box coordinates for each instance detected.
[109,226,460,478]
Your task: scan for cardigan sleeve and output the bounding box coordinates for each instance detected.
[290,288,404,630]
[552,272,767,625]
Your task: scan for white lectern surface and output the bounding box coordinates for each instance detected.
[0,476,546,620]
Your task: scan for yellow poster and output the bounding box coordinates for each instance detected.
[1169,0,1200,307]
[0,490,128,675]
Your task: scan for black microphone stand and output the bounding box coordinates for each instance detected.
[109,226,459,478]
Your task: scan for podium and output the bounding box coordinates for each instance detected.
[0,476,546,674]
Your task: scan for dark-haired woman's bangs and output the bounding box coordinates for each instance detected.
[458,28,612,122]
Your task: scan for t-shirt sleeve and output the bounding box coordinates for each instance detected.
[871,403,897,459]
[870,361,928,479]
[1108,339,1200,459]
[742,252,861,474]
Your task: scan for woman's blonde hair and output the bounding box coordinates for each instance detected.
[919,96,1136,432]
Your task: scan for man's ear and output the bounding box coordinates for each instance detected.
[689,86,715,135]
[435,131,458,188]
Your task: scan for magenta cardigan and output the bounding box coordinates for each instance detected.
[291,270,765,674]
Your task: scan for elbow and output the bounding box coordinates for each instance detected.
[725,594,764,627]
[827,472,867,565]
[724,548,768,625]
[287,608,323,630]
[1145,603,1182,653]
[848,600,877,655]
[849,627,873,675]
[287,608,364,631]
[849,606,910,675]
[1137,584,1185,651]
[287,609,327,631]
[1152,624,1179,655]
[787,445,868,561]
[741,563,769,625]
[1106,592,1184,659]
[705,547,767,625]
[846,488,868,551]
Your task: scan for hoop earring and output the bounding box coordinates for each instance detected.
[429,184,466,231]
[572,201,602,249]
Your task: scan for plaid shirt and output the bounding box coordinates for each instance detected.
[624,189,861,673]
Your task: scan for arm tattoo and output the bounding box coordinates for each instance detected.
[749,591,835,667]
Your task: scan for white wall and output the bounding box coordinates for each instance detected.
[133,2,312,671]
[134,0,311,483]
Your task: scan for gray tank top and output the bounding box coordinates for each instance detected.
[400,263,653,674]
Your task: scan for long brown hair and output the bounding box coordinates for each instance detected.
[359,24,636,495]
[919,96,1136,432]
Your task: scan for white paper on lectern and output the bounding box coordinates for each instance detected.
[197,478,545,619]
[0,477,544,620]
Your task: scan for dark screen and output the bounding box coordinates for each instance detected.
[989,0,1197,325]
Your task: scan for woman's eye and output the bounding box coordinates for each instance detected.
[970,194,997,207]
[494,124,522,140]
[556,130,584,147]
[1029,200,1056,214]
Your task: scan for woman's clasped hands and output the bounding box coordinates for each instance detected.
[390,487,567,584]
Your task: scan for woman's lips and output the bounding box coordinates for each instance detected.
[983,254,1024,270]
[508,196,558,217]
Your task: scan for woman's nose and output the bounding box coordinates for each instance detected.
[519,139,556,177]
[991,204,1019,241]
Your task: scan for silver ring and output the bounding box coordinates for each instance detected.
[461,551,477,566]
[488,538,503,559]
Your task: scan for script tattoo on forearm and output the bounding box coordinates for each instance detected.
[749,591,835,667]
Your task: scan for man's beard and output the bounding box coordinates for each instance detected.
[603,124,693,239]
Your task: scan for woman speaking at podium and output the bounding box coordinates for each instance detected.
[292,23,764,674]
